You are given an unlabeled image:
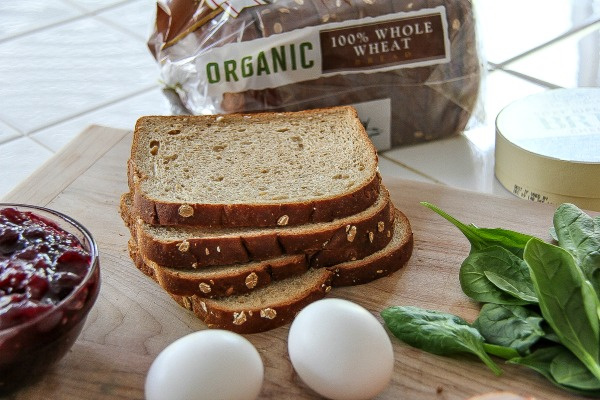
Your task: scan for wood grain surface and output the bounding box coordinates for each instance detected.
[1,126,591,399]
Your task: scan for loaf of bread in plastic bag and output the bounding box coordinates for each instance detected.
[148,0,482,147]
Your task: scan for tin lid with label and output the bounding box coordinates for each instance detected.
[494,88,600,211]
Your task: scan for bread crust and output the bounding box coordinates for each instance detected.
[170,269,333,334]
[128,107,381,227]
[128,209,414,333]
[130,238,310,298]
[124,194,401,300]
[130,186,394,269]
[132,171,381,227]
[132,237,331,334]
[329,209,414,286]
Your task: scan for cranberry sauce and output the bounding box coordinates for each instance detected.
[0,207,92,330]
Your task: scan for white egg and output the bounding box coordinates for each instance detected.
[288,298,394,400]
[145,330,264,400]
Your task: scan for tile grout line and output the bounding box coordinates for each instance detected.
[489,66,564,90]
[94,16,148,43]
[0,14,83,45]
[61,0,139,14]
[28,136,58,155]
[0,0,140,44]
[75,0,155,45]
[28,84,159,134]
[0,119,27,141]
[378,153,446,185]
[493,14,600,69]
[92,13,152,44]
[0,85,159,150]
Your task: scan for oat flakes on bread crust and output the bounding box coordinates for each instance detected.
[129,238,310,298]
[171,268,334,334]
[128,106,380,227]
[122,186,394,270]
[167,210,412,334]
[130,238,333,334]
[124,197,400,300]
[128,208,413,334]
[328,209,413,286]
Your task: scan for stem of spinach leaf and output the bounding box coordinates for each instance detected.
[482,343,520,360]
[420,202,534,257]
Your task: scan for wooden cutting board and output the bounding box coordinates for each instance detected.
[2,126,591,399]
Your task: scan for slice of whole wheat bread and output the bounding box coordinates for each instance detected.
[125,197,401,299]
[128,106,380,227]
[129,238,333,334]
[170,268,334,334]
[129,238,310,298]
[130,209,413,333]
[122,185,395,270]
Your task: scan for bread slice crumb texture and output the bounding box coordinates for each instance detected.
[131,107,377,205]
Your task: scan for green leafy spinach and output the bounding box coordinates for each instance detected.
[460,246,537,305]
[553,203,600,297]
[524,237,600,380]
[381,202,600,395]
[472,303,544,355]
[381,306,503,375]
[510,346,600,395]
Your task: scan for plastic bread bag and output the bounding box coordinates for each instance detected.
[148,0,485,149]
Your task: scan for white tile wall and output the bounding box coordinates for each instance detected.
[0,1,83,41]
[503,25,600,88]
[0,137,54,196]
[0,120,22,145]
[63,0,137,13]
[95,0,158,41]
[0,17,158,134]
[31,88,169,152]
[474,0,581,64]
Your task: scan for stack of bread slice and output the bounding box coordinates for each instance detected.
[120,106,413,333]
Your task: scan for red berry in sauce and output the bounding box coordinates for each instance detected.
[0,208,92,330]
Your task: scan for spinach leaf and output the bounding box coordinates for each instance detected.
[421,202,534,257]
[542,329,561,344]
[524,238,600,380]
[484,271,538,303]
[549,227,558,242]
[509,346,563,381]
[381,306,502,375]
[553,203,600,297]
[551,348,600,390]
[473,303,544,355]
[510,346,600,395]
[460,246,536,305]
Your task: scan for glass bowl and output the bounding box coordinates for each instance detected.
[0,204,100,394]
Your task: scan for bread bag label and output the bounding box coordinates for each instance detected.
[319,11,448,73]
[352,99,392,150]
[198,6,450,97]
